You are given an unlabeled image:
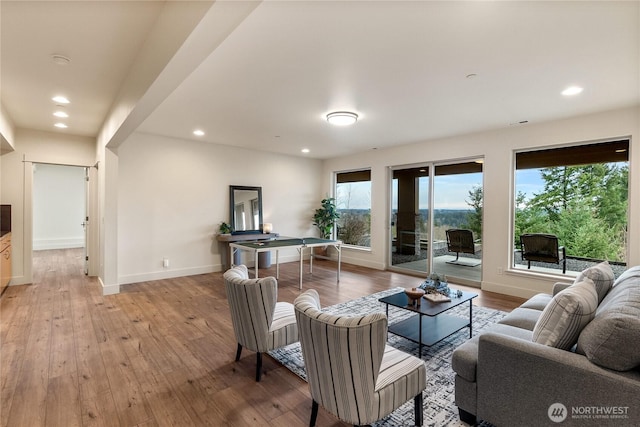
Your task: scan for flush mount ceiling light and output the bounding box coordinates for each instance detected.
[561,86,583,96]
[326,111,358,126]
[52,95,70,104]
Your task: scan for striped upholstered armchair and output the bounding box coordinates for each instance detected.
[294,289,427,426]
[223,265,298,381]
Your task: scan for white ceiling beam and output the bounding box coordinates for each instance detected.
[99,1,262,150]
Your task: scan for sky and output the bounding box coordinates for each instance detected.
[338,170,545,210]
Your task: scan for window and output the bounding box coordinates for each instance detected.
[336,170,371,248]
[514,140,628,275]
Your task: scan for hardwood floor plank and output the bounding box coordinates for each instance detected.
[0,248,525,427]
[80,391,119,427]
[45,373,82,427]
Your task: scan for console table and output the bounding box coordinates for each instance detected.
[216,232,279,270]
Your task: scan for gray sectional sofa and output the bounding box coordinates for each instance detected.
[451,263,640,426]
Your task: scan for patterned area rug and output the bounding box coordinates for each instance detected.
[269,287,506,426]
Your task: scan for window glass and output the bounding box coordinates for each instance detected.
[336,170,371,248]
[514,140,628,275]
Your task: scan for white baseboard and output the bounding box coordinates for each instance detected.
[480,280,539,299]
[118,264,220,286]
[5,274,29,286]
[33,238,84,251]
[99,276,120,295]
[338,255,385,270]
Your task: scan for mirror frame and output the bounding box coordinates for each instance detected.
[229,185,263,234]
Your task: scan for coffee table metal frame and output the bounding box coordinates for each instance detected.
[379,290,478,357]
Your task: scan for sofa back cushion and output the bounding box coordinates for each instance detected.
[576,266,640,371]
[532,278,598,350]
[574,261,614,304]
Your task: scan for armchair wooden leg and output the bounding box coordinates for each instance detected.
[235,343,242,361]
[310,400,319,427]
[414,393,423,426]
[256,352,263,382]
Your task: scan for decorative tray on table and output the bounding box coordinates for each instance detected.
[418,273,462,303]
[424,292,451,303]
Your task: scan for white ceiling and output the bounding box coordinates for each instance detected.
[2,1,639,159]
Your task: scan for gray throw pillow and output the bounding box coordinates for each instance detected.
[575,261,614,304]
[576,272,640,371]
[532,278,598,350]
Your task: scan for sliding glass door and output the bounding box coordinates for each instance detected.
[391,166,430,272]
[390,160,483,285]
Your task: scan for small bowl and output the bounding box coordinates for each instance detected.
[405,287,425,306]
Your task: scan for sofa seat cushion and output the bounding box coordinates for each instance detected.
[498,307,543,330]
[577,266,640,371]
[452,324,533,382]
[532,278,598,350]
[575,261,615,304]
[519,293,553,311]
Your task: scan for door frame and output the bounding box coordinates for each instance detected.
[23,160,99,283]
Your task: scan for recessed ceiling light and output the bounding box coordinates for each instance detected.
[326,111,358,126]
[193,129,205,136]
[51,54,71,66]
[466,73,477,79]
[615,149,627,153]
[301,148,310,153]
[52,95,70,104]
[54,123,68,128]
[561,86,583,96]
[53,111,69,118]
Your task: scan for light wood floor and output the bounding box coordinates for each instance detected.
[0,248,525,427]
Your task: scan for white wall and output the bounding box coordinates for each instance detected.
[116,132,323,284]
[33,164,86,250]
[323,106,640,299]
[0,129,96,285]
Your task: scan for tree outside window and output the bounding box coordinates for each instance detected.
[336,170,371,248]
[515,140,628,271]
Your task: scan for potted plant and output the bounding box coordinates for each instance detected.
[313,197,340,239]
[219,221,232,234]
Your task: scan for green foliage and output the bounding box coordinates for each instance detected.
[462,185,483,239]
[337,211,370,246]
[551,203,620,260]
[313,197,340,239]
[514,191,549,244]
[219,222,232,234]
[516,163,628,262]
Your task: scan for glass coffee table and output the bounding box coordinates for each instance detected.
[379,290,478,357]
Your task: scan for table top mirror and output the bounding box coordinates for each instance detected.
[229,185,263,234]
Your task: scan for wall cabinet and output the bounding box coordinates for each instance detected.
[1,232,11,294]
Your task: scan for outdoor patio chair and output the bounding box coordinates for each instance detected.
[520,233,566,273]
[223,264,298,381]
[294,289,427,426]
[446,229,476,261]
